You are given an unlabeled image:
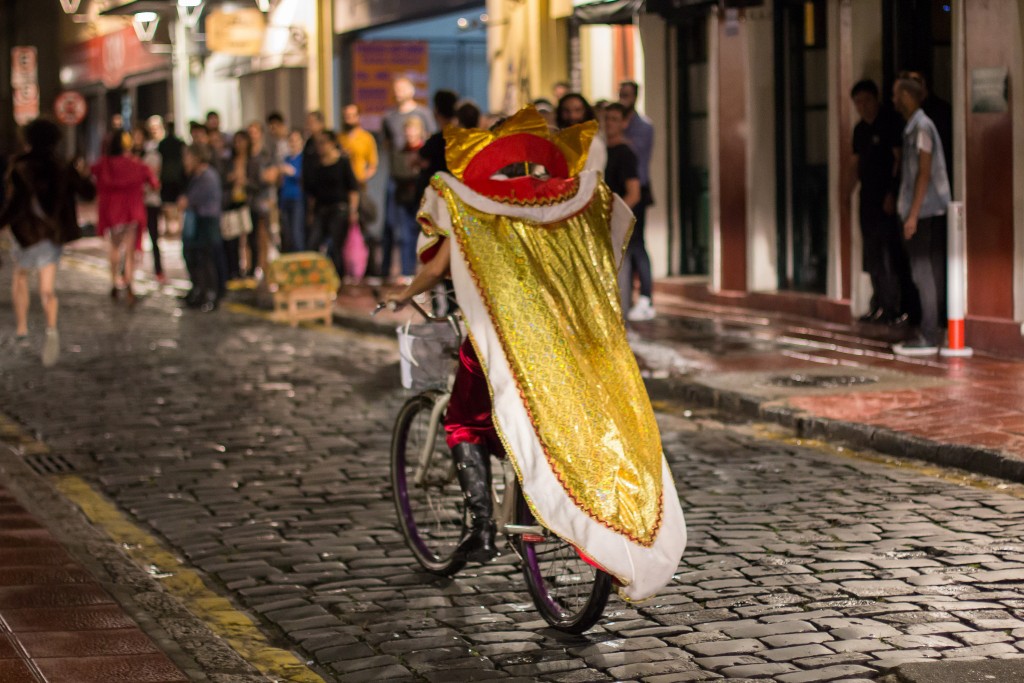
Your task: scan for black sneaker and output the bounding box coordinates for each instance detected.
[858,308,884,323]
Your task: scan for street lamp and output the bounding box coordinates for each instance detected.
[132,11,160,42]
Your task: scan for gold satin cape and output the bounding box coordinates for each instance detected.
[426,175,664,547]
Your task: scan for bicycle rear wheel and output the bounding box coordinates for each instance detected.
[515,484,612,633]
[391,392,466,576]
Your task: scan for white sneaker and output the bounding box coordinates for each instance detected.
[41,328,59,367]
[892,335,938,357]
[627,296,656,322]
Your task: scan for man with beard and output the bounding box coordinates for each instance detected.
[618,81,656,321]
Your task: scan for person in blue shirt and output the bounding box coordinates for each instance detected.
[178,144,225,311]
[892,76,951,355]
[277,129,305,253]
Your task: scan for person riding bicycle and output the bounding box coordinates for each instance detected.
[387,106,686,601]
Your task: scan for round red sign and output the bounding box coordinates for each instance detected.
[54,91,87,126]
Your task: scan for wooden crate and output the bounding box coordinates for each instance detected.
[271,285,335,327]
[267,252,340,328]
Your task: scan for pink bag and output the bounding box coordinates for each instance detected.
[343,220,369,280]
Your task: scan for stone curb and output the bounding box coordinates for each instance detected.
[328,307,1024,487]
[649,377,1024,485]
[878,658,1024,683]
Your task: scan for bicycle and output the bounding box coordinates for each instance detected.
[378,298,612,633]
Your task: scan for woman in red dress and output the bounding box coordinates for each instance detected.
[91,132,158,304]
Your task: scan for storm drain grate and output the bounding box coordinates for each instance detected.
[768,373,880,389]
[24,453,79,475]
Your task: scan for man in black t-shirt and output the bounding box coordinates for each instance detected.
[604,103,650,320]
[851,79,916,324]
[417,89,458,199]
[604,105,640,203]
[306,131,359,280]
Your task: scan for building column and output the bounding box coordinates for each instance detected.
[963,0,1015,321]
[314,0,334,121]
[710,8,749,293]
[832,0,854,301]
[1015,0,1024,322]
[487,0,568,114]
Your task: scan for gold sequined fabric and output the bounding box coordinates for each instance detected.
[438,179,664,546]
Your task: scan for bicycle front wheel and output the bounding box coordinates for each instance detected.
[391,391,467,576]
[515,484,612,633]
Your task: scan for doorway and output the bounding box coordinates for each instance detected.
[883,0,952,179]
[675,16,710,276]
[774,0,829,293]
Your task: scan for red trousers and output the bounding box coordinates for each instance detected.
[444,340,504,456]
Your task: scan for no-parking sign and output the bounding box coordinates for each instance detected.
[54,91,87,126]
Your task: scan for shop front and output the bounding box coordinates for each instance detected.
[205,0,314,131]
[649,0,1024,358]
[61,24,170,160]
[335,0,489,131]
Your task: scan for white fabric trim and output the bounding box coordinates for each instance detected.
[425,185,687,601]
[418,185,453,236]
[610,194,635,270]
[434,170,601,225]
[584,136,607,174]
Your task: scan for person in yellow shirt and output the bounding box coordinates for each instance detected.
[339,104,380,282]
[339,104,378,185]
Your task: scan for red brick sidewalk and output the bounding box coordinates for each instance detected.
[0,485,186,682]
[668,291,1024,453]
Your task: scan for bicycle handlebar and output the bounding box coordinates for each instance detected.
[373,298,463,348]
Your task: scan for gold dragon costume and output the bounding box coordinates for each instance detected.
[417,107,686,601]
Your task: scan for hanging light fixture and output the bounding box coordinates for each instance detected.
[133,11,160,42]
[177,0,205,29]
[59,0,82,13]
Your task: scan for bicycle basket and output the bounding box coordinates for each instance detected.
[397,322,459,390]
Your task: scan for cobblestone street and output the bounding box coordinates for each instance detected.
[5,261,1024,682]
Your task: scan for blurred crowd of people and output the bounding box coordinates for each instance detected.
[0,75,661,365]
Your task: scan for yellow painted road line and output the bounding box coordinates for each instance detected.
[52,474,326,683]
[0,414,49,456]
[747,421,1024,499]
[223,301,275,320]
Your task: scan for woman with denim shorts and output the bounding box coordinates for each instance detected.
[0,119,95,366]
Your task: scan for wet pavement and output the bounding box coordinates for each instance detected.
[4,255,1024,681]
[65,234,1024,479]
[333,277,1024,483]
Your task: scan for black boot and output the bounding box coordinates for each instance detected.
[451,442,497,563]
